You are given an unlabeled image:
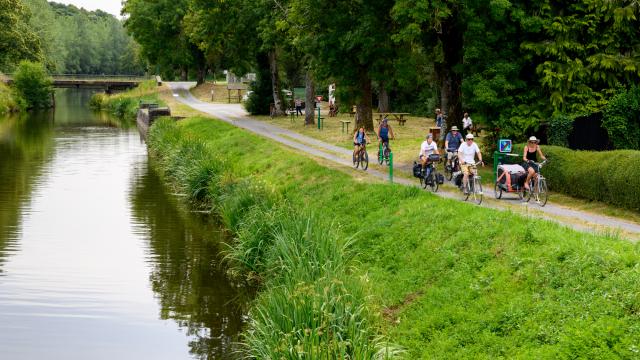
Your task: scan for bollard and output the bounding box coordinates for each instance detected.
[379,142,383,163]
[317,106,321,130]
[389,151,394,183]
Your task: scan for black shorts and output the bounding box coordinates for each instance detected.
[523,162,539,173]
[354,142,365,147]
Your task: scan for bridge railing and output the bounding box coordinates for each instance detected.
[2,74,152,82]
[50,74,152,81]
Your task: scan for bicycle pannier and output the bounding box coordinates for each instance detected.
[412,162,422,178]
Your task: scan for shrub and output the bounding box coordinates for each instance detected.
[514,144,640,210]
[602,86,640,150]
[13,61,53,109]
[0,81,24,114]
[548,113,573,147]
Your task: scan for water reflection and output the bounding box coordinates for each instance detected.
[0,112,55,273]
[0,89,244,359]
[129,161,245,358]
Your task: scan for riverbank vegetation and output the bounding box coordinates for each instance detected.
[90,80,163,119]
[147,116,640,358]
[0,82,22,114]
[12,61,52,109]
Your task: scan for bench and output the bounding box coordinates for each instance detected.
[375,112,410,126]
[340,120,352,134]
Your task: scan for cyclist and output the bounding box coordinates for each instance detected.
[522,136,546,190]
[353,126,371,158]
[377,117,395,153]
[444,125,463,168]
[458,133,483,193]
[419,133,439,178]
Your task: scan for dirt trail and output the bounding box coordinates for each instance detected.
[167,82,640,240]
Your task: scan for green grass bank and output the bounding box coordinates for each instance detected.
[147,116,640,359]
[90,80,163,119]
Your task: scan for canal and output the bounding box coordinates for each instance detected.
[0,89,244,359]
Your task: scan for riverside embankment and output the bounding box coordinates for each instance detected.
[147,115,640,358]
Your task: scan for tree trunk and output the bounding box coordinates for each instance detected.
[438,15,464,134]
[196,65,206,85]
[180,66,188,81]
[268,50,285,116]
[356,72,374,131]
[378,81,390,112]
[305,70,315,125]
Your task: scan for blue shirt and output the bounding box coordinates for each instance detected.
[446,132,463,151]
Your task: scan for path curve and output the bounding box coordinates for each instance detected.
[167,82,640,240]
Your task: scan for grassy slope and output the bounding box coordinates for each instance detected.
[167,116,640,358]
[0,82,22,114]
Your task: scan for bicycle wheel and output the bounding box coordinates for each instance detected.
[362,150,369,170]
[494,182,502,199]
[384,147,390,165]
[473,177,483,205]
[463,178,471,201]
[429,172,439,192]
[445,165,453,181]
[535,178,548,206]
[523,179,533,202]
[377,149,383,165]
[353,152,359,169]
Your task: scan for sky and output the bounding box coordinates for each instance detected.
[56,0,123,17]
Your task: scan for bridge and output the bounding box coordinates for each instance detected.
[2,74,151,93]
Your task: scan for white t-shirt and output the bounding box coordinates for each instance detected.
[458,142,480,164]
[463,116,473,129]
[419,140,438,157]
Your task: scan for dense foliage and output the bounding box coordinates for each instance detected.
[12,61,52,109]
[0,0,43,71]
[122,0,640,140]
[148,116,640,358]
[1,0,144,75]
[602,86,640,150]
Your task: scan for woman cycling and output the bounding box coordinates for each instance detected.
[377,118,395,151]
[353,127,370,158]
[522,136,546,190]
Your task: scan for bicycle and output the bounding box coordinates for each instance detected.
[444,150,460,181]
[353,142,369,170]
[378,140,391,165]
[523,160,548,206]
[458,161,483,205]
[419,154,442,192]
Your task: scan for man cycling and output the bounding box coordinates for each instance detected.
[353,126,370,158]
[458,133,483,193]
[418,133,439,178]
[444,125,463,168]
[377,117,395,152]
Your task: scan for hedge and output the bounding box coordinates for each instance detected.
[512,144,640,210]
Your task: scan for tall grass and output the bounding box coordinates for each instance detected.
[147,118,397,358]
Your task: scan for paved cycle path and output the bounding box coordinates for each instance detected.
[167,82,640,240]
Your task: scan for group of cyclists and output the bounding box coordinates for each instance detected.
[352,116,547,194]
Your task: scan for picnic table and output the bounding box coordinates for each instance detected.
[375,112,410,126]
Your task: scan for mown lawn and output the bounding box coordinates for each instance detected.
[161,116,640,358]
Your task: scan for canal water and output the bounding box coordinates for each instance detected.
[0,89,243,359]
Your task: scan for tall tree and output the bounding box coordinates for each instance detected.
[287,0,396,131]
[0,0,43,72]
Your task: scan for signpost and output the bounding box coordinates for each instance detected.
[316,95,323,130]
